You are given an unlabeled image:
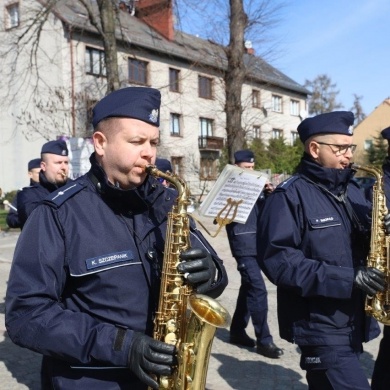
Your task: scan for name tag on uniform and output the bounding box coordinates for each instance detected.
[86,250,135,270]
[309,215,341,229]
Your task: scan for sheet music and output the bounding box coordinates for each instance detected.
[198,164,268,224]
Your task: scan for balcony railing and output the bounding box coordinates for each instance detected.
[198,136,224,150]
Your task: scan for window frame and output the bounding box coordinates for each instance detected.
[170,113,181,136]
[252,90,261,108]
[198,75,213,99]
[171,156,182,176]
[272,128,283,139]
[272,95,283,113]
[199,156,218,180]
[291,131,299,144]
[128,58,148,85]
[85,47,106,77]
[199,117,214,148]
[6,2,19,29]
[290,99,300,116]
[253,125,261,139]
[169,68,180,92]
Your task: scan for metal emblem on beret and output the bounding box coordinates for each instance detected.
[61,150,67,156]
[250,158,254,162]
[149,109,159,123]
[348,125,353,135]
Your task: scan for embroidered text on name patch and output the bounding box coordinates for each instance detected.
[86,251,134,270]
[305,357,322,364]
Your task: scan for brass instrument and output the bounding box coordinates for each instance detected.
[146,165,231,390]
[353,164,390,325]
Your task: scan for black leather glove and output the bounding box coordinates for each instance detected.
[353,266,386,296]
[127,332,176,389]
[177,248,216,294]
[384,213,390,235]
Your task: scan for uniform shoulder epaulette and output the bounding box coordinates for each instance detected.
[275,175,300,191]
[44,181,86,208]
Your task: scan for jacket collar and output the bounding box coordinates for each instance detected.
[297,153,355,195]
[88,153,163,213]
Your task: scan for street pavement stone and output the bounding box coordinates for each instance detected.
[0,214,383,389]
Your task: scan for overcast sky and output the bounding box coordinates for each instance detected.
[176,0,390,117]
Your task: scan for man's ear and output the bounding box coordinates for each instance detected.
[93,131,107,157]
[308,140,320,159]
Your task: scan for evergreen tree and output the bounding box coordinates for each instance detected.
[366,134,387,168]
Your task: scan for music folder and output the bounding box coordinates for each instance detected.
[198,164,268,224]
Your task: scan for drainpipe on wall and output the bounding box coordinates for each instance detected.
[69,27,76,137]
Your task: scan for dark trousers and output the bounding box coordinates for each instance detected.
[230,256,272,345]
[300,345,369,390]
[371,326,390,390]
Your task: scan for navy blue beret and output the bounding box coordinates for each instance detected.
[92,87,161,129]
[234,149,255,164]
[381,126,390,140]
[297,111,354,143]
[155,158,172,172]
[28,158,41,171]
[41,140,69,156]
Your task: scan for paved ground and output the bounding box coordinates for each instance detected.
[0,215,383,389]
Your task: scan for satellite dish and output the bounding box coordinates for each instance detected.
[299,109,308,120]
[244,40,252,49]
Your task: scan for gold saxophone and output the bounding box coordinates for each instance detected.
[146,165,231,390]
[353,164,390,325]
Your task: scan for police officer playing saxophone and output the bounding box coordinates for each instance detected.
[17,140,70,229]
[5,158,41,229]
[227,149,283,358]
[371,125,390,390]
[5,87,228,390]
[257,111,386,389]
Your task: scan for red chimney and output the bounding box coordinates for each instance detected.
[136,0,174,41]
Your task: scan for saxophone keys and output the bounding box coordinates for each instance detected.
[166,319,177,333]
[165,332,177,344]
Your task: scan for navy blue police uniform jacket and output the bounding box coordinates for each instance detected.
[5,154,228,389]
[17,170,70,229]
[257,155,380,347]
[226,195,265,257]
[383,158,390,209]
[7,179,37,229]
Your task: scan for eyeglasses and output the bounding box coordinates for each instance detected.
[315,141,357,155]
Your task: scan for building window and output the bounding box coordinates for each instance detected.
[85,47,106,76]
[272,95,282,112]
[169,68,180,92]
[290,100,300,116]
[198,76,213,99]
[199,117,214,148]
[364,140,373,150]
[252,90,260,108]
[171,156,182,175]
[272,128,283,139]
[291,131,299,144]
[6,3,19,29]
[253,125,261,139]
[128,58,148,85]
[170,113,181,136]
[200,155,218,180]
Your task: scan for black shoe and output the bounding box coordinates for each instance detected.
[229,333,256,348]
[256,342,284,359]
